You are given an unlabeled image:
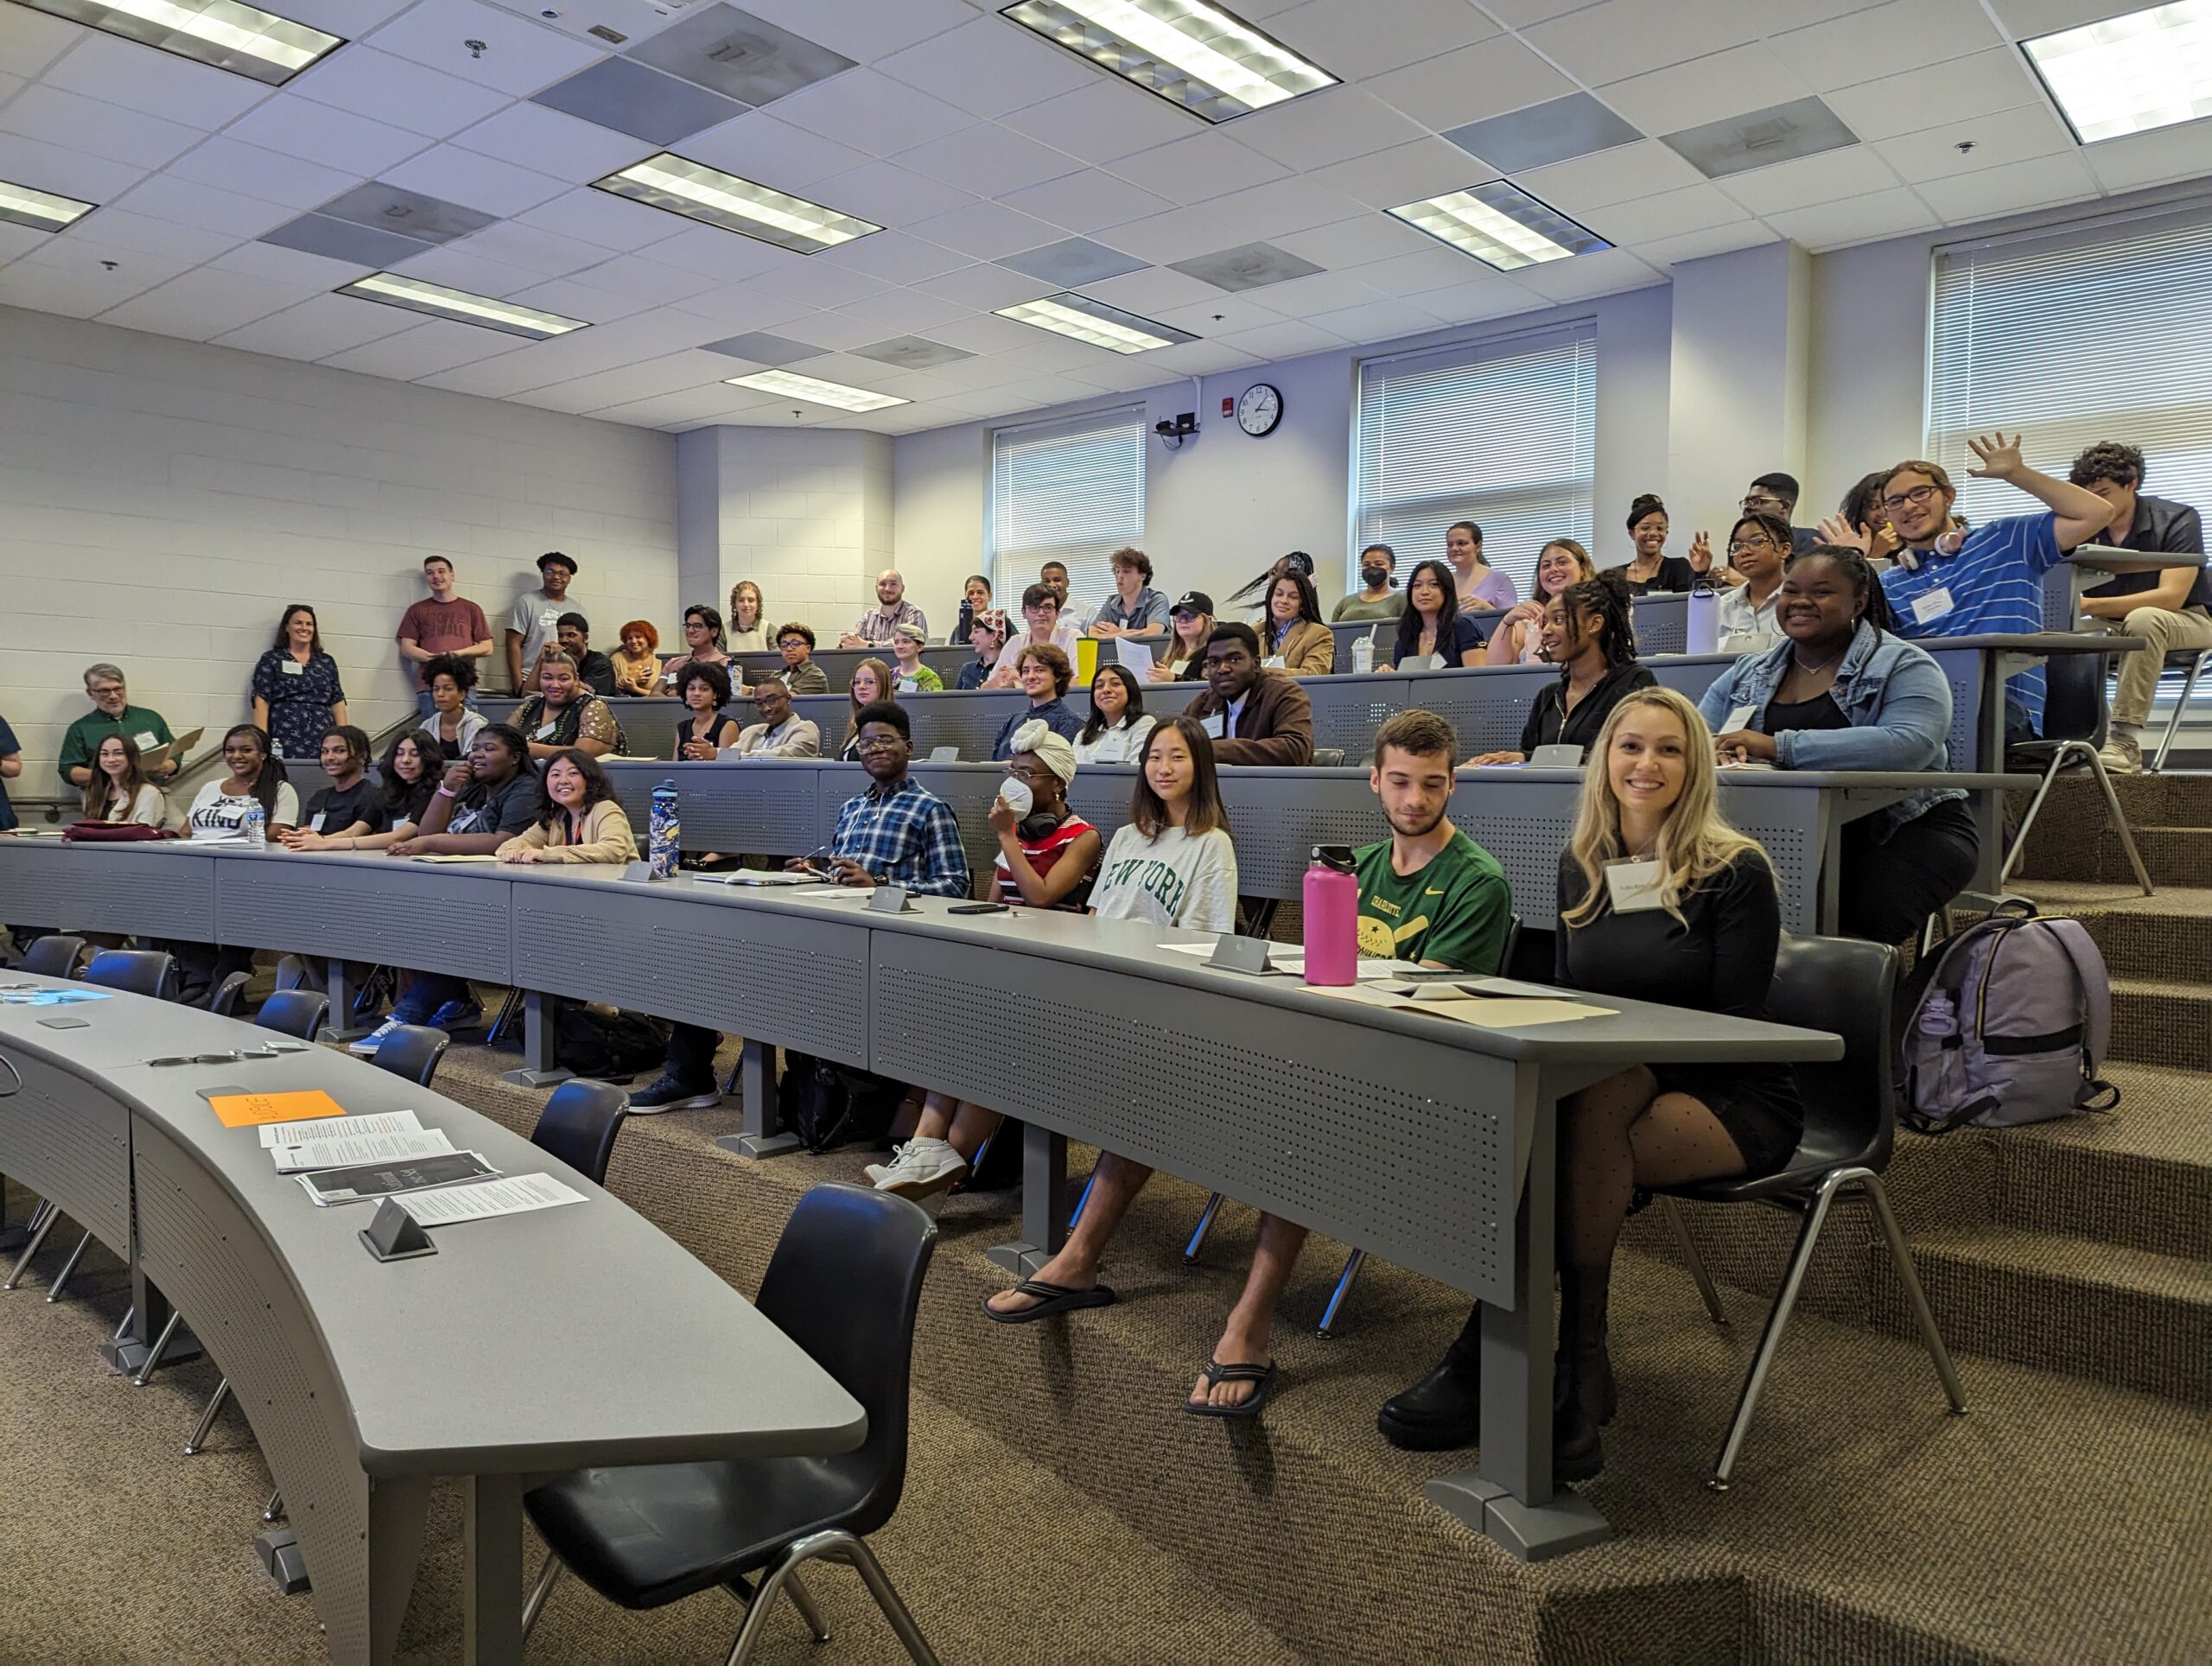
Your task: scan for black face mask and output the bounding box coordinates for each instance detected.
[1362,566,1389,588]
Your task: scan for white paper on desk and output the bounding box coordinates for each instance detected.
[399,1172,586,1226]
[1116,639,1154,679]
[259,1109,423,1147]
[270,1129,454,1173]
[790,885,875,899]
[1268,951,1433,980]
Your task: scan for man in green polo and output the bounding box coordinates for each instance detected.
[58,663,179,788]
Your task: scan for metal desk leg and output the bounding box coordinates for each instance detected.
[499,992,575,1090]
[464,1472,525,1666]
[986,1122,1068,1278]
[1816,796,1846,936]
[99,1260,201,1377]
[716,1039,800,1160]
[323,957,373,1042]
[1425,1071,1610,1561]
[1968,657,2018,894]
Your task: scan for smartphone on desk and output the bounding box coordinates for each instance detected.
[948,902,1009,915]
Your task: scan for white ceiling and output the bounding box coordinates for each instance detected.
[1,0,2203,435]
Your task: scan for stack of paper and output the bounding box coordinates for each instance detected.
[399,1173,587,1225]
[270,1128,455,1173]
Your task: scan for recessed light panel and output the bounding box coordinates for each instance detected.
[0,179,97,233]
[995,290,1196,353]
[592,154,880,252]
[13,0,341,85]
[727,369,908,411]
[336,274,589,340]
[1001,0,1335,123]
[2024,0,2212,143]
[1388,182,1609,272]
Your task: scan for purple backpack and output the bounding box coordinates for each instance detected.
[1901,900,2120,1133]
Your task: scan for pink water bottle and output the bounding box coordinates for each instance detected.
[1302,846,1358,986]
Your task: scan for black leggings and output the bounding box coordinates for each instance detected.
[1837,798,1980,945]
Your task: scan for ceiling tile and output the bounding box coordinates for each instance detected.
[626,3,854,105]
[264,212,431,268]
[999,78,1201,164]
[1363,34,1573,130]
[213,291,422,359]
[1523,0,1764,88]
[514,187,686,251]
[920,308,1052,356]
[1600,44,1815,135]
[1410,271,1544,325]
[901,122,1084,198]
[0,84,205,170]
[531,58,748,144]
[830,288,974,334]
[444,218,622,277]
[0,130,145,203]
[549,248,727,303]
[0,254,162,315]
[412,342,592,397]
[390,242,554,299]
[1445,92,1644,174]
[164,136,356,210]
[1228,86,1427,174]
[318,180,495,244]
[500,274,653,323]
[1093,205,1236,264]
[1143,339,1262,377]
[1823,49,2040,142]
[772,68,971,154]
[1759,186,1939,248]
[319,317,530,378]
[1197,175,1366,241]
[1216,317,1346,360]
[993,167,1171,237]
[699,327,820,365]
[208,238,373,287]
[807,227,969,284]
[772,312,888,351]
[0,6,79,79]
[1512,139,1708,213]
[1108,130,1291,206]
[1266,0,1498,79]
[54,206,235,264]
[111,175,296,238]
[1985,0,2147,32]
[907,261,1057,310]
[663,283,816,331]
[226,94,430,176]
[1148,291,1281,334]
[1632,221,1783,270]
[1306,137,1495,210]
[996,235,1147,285]
[39,32,273,127]
[876,16,1096,118]
[1072,264,1221,313]
[453,102,652,181]
[97,267,319,341]
[2082,120,2212,193]
[1768,0,2006,93]
[365,0,602,98]
[1232,266,1387,315]
[1871,103,2074,183]
[291,48,512,141]
[1268,212,1436,270]
[1578,181,1745,244]
[381,143,572,216]
[268,0,415,33]
[742,256,891,308]
[902,198,1064,259]
[17,226,200,287]
[732,0,973,60]
[675,111,873,192]
[1715,144,1904,216]
[1915,150,2101,222]
[806,159,976,227]
[1352,243,1496,296]
[630,223,799,281]
[1508,245,1662,302]
[1300,296,1444,345]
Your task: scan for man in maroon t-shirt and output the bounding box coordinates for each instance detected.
[396,556,493,710]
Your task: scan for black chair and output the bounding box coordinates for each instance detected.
[2001,651,2152,894]
[1652,934,1967,1491]
[529,1079,629,1186]
[520,1185,940,1665]
[2150,645,2209,772]
[253,989,329,1042]
[19,934,85,977]
[207,970,252,1019]
[367,1024,448,1088]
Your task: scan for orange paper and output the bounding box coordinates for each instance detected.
[208,1089,349,1129]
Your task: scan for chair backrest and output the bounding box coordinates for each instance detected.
[368,1023,448,1087]
[82,948,179,1002]
[753,1184,938,1537]
[528,1079,630,1187]
[207,970,252,1018]
[1497,913,1522,977]
[1764,935,1899,1173]
[254,989,329,1041]
[20,935,85,978]
[2038,650,2108,747]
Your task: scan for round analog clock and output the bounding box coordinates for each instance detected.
[1236,382,1283,437]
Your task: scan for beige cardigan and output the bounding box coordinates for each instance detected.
[495,798,638,864]
[1262,617,1336,677]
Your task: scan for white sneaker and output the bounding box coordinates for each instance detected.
[2097,733,2142,775]
[871,1137,968,1201]
[346,1018,400,1056]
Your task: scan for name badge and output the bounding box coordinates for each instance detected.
[1605,857,1665,913]
[1723,703,1758,735]
[279,659,303,676]
[897,676,919,693]
[1910,586,1955,626]
[309,812,326,833]
[535,722,556,740]
[1199,714,1225,740]
[1262,655,1285,670]
[134,730,159,749]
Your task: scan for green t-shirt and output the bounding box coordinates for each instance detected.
[58,704,174,784]
[1332,592,1406,622]
[895,665,943,693]
[1353,829,1510,972]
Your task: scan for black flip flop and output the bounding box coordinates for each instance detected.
[1185,1358,1278,1419]
[982,1277,1117,1325]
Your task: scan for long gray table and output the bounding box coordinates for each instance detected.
[0,972,861,1664]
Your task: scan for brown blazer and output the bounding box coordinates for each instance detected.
[1185,670,1315,766]
[1262,617,1336,677]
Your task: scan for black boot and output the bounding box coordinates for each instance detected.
[1378,1307,1481,1451]
[1554,1262,1613,1484]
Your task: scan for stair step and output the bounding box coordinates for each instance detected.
[1872,1225,2211,1406]
[2108,977,2212,1069]
[1992,1063,2212,1260]
[2015,823,2212,887]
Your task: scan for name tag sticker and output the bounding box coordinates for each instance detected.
[1605,858,1666,914]
[309,812,326,832]
[1199,714,1224,740]
[134,731,159,749]
[1723,704,1758,734]
[535,722,556,740]
[1911,586,1955,625]
[279,659,303,676]
[1262,655,1286,670]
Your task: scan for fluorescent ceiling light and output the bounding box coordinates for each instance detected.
[0,179,98,233]
[336,273,589,340]
[591,153,882,253]
[726,369,909,412]
[2024,0,2212,143]
[1001,0,1335,123]
[12,0,341,85]
[1388,182,1610,272]
[995,291,1194,353]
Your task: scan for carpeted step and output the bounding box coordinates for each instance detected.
[1991,1064,2212,1261]
[2015,822,2212,887]
[2109,976,2212,1069]
[1870,1225,2211,1407]
[2008,880,2212,982]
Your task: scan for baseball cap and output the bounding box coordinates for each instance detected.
[537,550,577,575]
[1171,591,1213,616]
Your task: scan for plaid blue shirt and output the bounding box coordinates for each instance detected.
[828,776,969,897]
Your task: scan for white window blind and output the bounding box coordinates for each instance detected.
[1351,322,1597,598]
[988,404,1145,614]
[1929,202,2212,526]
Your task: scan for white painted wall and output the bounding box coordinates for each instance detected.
[0,305,677,800]
[1667,240,1814,544]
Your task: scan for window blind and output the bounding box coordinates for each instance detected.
[1351,322,1597,599]
[988,404,1146,615]
[1929,202,2212,526]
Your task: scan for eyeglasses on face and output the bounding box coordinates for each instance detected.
[1880,482,1942,513]
[854,735,902,754]
[1726,535,1775,555]
[1740,493,1785,511]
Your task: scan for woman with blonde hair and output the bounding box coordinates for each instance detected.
[1379,687,1798,1477]
[727,581,768,652]
[1485,538,1597,665]
[840,659,896,761]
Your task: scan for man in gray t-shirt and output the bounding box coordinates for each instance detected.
[505,551,576,692]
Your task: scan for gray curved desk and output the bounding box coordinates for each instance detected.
[0,973,862,1664]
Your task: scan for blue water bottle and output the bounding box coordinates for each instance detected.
[1686,577,1719,655]
[649,779,679,879]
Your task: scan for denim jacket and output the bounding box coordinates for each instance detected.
[1697,621,1961,842]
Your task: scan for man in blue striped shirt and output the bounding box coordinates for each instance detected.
[1856,431,2112,740]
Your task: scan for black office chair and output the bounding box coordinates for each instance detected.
[2150,645,2209,772]
[253,989,329,1042]
[368,1024,448,1088]
[207,970,252,1019]
[2000,651,2152,894]
[519,1185,940,1665]
[529,1079,629,1186]
[19,934,85,977]
[1652,935,1966,1491]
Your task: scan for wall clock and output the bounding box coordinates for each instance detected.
[1236,382,1283,437]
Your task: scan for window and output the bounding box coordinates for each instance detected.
[988,404,1146,614]
[1929,202,2212,525]
[1351,322,1596,598]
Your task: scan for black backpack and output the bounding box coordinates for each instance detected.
[554,1007,670,1079]
[778,1052,904,1154]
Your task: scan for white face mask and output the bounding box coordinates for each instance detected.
[998,777,1034,817]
